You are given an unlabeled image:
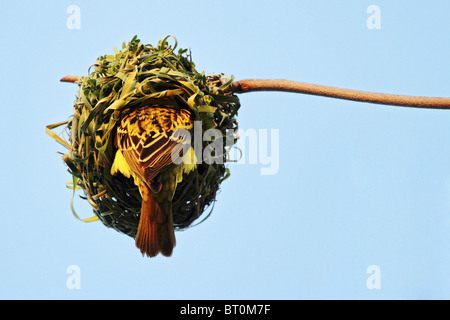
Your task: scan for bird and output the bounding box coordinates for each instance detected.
[110,105,197,257]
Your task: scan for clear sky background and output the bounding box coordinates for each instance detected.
[1,0,450,300]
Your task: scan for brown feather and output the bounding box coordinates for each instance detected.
[113,106,193,257]
[136,181,175,257]
[116,107,192,182]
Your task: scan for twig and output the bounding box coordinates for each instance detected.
[233,79,450,109]
[60,76,80,83]
[60,76,450,109]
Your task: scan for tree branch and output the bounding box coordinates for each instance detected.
[233,79,450,109]
[60,76,80,83]
[60,76,450,109]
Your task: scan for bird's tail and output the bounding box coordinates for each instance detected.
[135,183,176,257]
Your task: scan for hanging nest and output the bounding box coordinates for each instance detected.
[47,36,240,239]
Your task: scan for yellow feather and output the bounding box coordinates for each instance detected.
[177,147,197,183]
[112,146,197,187]
[111,149,142,187]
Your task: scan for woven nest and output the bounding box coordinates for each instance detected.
[48,36,240,239]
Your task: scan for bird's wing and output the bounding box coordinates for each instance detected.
[115,106,193,184]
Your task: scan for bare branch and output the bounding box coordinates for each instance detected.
[233,79,450,109]
[60,76,450,109]
[60,76,80,83]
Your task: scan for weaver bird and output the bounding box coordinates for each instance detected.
[111,106,196,257]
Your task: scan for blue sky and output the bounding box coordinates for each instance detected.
[1,0,450,299]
